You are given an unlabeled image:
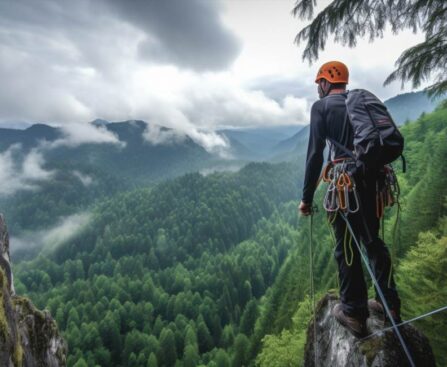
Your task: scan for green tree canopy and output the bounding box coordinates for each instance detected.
[292,0,447,97]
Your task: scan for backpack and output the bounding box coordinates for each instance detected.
[328,89,405,172]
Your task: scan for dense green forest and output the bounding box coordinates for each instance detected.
[10,101,447,366]
[13,162,304,366]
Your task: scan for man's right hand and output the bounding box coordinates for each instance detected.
[298,200,312,216]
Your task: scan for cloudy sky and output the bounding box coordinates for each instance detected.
[0,0,426,134]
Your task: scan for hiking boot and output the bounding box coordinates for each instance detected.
[368,299,402,324]
[332,303,368,338]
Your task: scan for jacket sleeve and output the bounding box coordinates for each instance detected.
[301,102,326,204]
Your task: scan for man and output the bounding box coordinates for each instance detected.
[298,61,401,338]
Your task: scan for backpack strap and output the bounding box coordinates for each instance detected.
[326,137,356,160]
[401,154,406,173]
[324,93,350,161]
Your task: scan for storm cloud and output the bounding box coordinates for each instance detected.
[0,0,310,147]
[0,0,240,123]
[106,0,241,71]
[0,0,240,71]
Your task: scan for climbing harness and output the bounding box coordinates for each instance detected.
[308,207,319,367]
[323,159,360,214]
[340,213,416,367]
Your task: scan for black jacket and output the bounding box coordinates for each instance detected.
[301,93,354,204]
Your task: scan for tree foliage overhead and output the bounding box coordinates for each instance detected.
[292,0,447,97]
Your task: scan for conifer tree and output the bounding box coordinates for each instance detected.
[147,353,158,367]
[215,349,231,367]
[292,0,447,97]
[397,230,447,366]
[239,299,259,335]
[183,344,200,367]
[158,328,177,367]
[232,333,250,367]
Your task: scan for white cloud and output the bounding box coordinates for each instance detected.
[131,67,308,128]
[143,123,186,146]
[72,170,93,186]
[0,145,54,196]
[10,212,91,254]
[200,163,243,176]
[128,67,308,153]
[51,123,126,148]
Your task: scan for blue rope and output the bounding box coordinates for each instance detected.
[340,212,416,367]
[361,304,447,341]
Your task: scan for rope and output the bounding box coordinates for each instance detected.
[361,304,447,341]
[340,212,416,367]
[326,212,337,247]
[326,212,340,291]
[343,224,354,266]
[388,199,401,288]
[308,212,318,366]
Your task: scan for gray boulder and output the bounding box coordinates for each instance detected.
[304,293,436,367]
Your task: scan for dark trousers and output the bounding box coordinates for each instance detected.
[330,173,401,320]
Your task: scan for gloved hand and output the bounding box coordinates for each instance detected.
[298,200,312,216]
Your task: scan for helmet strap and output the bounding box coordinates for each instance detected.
[318,80,333,99]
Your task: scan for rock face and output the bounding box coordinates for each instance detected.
[0,214,67,367]
[304,293,436,367]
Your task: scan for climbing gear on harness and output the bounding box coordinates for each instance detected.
[340,212,416,367]
[323,159,360,214]
[376,164,400,219]
[375,164,401,287]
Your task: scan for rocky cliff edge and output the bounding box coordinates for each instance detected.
[303,293,436,367]
[0,214,67,367]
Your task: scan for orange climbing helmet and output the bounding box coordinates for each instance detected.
[315,61,349,84]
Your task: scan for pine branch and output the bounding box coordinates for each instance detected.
[292,0,447,98]
[384,32,447,97]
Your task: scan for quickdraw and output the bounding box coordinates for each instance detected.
[376,164,400,219]
[323,159,360,214]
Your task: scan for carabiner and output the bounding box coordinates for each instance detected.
[348,186,360,213]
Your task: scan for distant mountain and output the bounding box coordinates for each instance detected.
[0,120,219,184]
[0,120,230,240]
[0,123,61,151]
[270,125,310,161]
[384,90,443,125]
[220,125,303,160]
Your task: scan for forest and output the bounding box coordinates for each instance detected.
[11,100,447,366]
[14,161,304,366]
